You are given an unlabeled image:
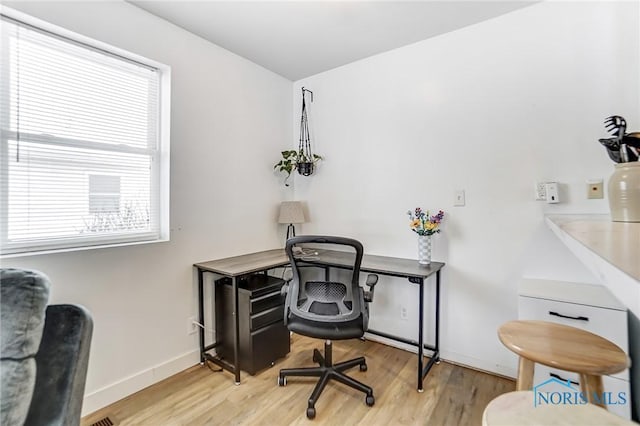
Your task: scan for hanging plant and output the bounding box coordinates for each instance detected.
[274,87,323,186]
[274,150,323,186]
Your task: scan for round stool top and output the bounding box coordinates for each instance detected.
[498,320,628,376]
[482,391,634,426]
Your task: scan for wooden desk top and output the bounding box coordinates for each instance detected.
[498,320,628,376]
[194,249,289,277]
[195,248,445,279]
[482,391,635,426]
[310,250,445,279]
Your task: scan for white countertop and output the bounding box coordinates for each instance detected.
[545,215,640,317]
[547,215,640,281]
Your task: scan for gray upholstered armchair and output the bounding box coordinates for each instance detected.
[1,268,93,426]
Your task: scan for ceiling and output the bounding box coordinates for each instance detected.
[129,1,536,81]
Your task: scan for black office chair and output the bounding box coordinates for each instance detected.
[278,236,378,419]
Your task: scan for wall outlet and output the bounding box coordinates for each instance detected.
[545,182,559,203]
[587,179,604,199]
[187,316,197,335]
[400,305,408,321]
[535,182,547,201]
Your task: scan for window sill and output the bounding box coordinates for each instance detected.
[1,237,169,259]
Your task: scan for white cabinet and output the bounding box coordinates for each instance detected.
[518,278,631,419]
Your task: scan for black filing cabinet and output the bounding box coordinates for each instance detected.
[215,274,290,375]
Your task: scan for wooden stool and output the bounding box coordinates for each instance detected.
[483,391,635,426]
[498,320,628,408]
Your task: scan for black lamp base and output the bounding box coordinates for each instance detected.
[286,224,296,242]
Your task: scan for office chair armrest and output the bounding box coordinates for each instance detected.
[281,282,290,325]
[363,274,378,303]
[281,268,292,298]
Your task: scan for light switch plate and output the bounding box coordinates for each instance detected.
[454,190,465,206]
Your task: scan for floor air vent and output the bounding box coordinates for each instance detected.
[89,416,116,426]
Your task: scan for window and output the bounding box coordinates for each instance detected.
[88,175,121,215]
[0,10,170,256]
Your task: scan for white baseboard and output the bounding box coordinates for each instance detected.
[364,333,517,380]
[440,350,517,379]
[82,349,200,416]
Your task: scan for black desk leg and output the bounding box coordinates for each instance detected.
[418,270,442,389]
[435,270,440,359]
[231,276,241,384]
[417,277,425,392]
[198,268,205,364]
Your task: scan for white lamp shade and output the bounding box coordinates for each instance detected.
[278,201,306,224]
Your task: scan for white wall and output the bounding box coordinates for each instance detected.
[291,1,639,376]
[2,0,638,415]
[1,0,292,413]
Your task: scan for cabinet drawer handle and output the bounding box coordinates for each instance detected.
[549,372,580,387]
[252,290,282,302]
[548,311,589,322]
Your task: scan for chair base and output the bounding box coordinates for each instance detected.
[278,340,374,419]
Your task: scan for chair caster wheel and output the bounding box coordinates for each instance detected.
[278,376,286,386]
[366,395,375,406]
[359,363,367,372]
[306,406,316,419]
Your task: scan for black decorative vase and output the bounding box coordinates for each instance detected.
[297,162,314,176]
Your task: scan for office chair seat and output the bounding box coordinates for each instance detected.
[287,281,366,340]
[278,236,377,420]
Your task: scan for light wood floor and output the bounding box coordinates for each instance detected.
[82,335,514,426]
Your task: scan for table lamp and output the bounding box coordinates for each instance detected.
[278,201,306,242]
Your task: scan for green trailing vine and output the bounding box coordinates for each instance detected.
[274,150,323,186]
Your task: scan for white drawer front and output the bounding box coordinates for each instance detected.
[518,296,629,355]
[533,365,631,420]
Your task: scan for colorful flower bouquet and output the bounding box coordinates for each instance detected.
[407,208,445,236]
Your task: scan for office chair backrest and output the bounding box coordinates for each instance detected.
[285,236,364,325]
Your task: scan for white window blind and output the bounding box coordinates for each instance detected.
[0,12,170,255]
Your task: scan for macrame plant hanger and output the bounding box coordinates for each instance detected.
[298,87,314,176]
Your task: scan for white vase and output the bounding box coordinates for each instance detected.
[418,235,432,265]
[608,161,640,222]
